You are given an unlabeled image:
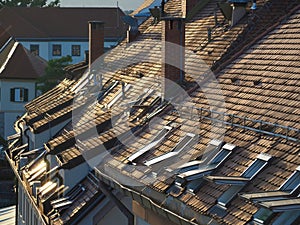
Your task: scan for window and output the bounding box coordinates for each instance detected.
[10,88,28,102]
[127,126,173,164]
[72,45,81,56]
[280,167,300,193]
[253,208,273,225]
[52,44,61,56]
[30,44,39,56]
[144,133,196,166]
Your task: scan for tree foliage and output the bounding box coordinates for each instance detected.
[37,55,72,93]
[0,0,60,7]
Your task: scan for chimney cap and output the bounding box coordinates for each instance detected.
[88,21,105,24]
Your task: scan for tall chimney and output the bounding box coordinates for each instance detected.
[162,17,185,100]
[182,0,200,18]
[89,21,104,67]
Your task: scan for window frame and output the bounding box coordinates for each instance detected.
[52,44,62,56]
[71,45,81,56]
[10,88,29,102]
[30,44,39,56]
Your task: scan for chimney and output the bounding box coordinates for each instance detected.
[182,0,200,18]
[162,17,185,100]
[231,2,247,26]
[218,1,248,27]
[89,21,104,67]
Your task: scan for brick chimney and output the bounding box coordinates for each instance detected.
[89,21,104,67]
[162,17,185,99]
[182,0,200,18]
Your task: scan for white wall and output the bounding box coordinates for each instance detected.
[29,119,70,149]
[0,79,36,138]
[59,162,90,191]
[18,183,46,225]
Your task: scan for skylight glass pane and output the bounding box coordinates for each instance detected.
[273,210,300,225]
[242,159,266,179]
[253,208,273,224]
[144,133,195,166]
[280,171,300,193]
[218,185,244,207]
[210,149,230,165]
[128,126,172,163]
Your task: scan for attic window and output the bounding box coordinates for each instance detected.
[253,208,273,225]
[144,133,196,166]
[10,88,28,102]
[208,153,272,215]
[175,143,235,187]
[279,166,300,194]
[127,126,173,164]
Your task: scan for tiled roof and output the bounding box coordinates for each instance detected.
[0,27,46,79]
[0,7,127,39]
[97,4,300,225]
[6,1,300,225]
[50,172,103,225]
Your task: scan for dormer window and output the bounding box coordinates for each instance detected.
[10,88,28,102]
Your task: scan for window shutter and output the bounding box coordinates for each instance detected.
[10,88,15,102]
[24,89,29,102]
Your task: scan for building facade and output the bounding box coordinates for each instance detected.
[0,7,128,63]
[5,1,300,225]
[0,30,46,139]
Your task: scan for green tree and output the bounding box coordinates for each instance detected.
[0,0,60,7]
[37,55,72,93]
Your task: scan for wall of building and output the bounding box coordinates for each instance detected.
[20,40,118,64]
[0,79,36,138]
[132,200,178,225]
[28,119,70,149]
[59,162,90,191]
[18,182,46,225]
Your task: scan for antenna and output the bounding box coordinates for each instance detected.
[117,1,119,28]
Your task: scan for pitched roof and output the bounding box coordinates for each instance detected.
[0,27,46,79]
[0,7,127,39]
[6,0,300,225]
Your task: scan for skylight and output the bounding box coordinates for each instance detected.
[176,142,235,182]
[208,153,272,215]
[144,133,196,166]
[127,126,173,164]
[280,166,300,194]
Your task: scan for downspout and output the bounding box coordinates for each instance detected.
[98,180,134,225]
[24,128,30,150]
[15,180,19,225]
[180,19,184,83]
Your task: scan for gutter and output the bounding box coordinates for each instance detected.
[96,169,220,225]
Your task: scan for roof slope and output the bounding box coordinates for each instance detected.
[6,1,300,225]
[0,7,127,39]
[0,27,46,79]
